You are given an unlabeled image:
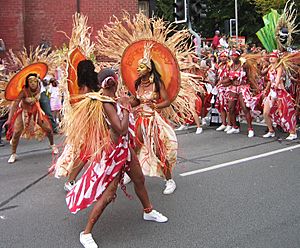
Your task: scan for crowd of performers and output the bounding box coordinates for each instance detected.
[1,10,299,248]
[179,48,300,141]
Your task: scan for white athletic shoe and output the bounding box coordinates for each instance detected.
[263,132,275,138]
[163,179,176,195]
[216,124,227,131]
[64,180,75,192]
[80,232,98,248]
[195,127,203,134]
[248,130,254,138]
[201,118,207,126]
[224,125,232,132]
[50,144,59,154]
[8,153,16,164]
[285,133,297,140]
[226,127,240,134]
[143,209,168,223]
[176,125,187,131]
[123,173,131,184]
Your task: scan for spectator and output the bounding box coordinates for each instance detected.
[49,77,62,125]
[211,30,220,50]
[219,35,229,49]
[40,76,58,133]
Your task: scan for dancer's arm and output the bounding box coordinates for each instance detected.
[155,82,170,109]
[6,91,25,125]
[274,66,283,89]
[103,102,129,136]
[129,95,140,108]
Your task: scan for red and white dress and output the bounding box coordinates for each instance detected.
[215,62,230,112]
[264,68,296,133]
[227,63,258,113]
[66,103,135,214]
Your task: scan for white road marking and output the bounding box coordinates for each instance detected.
[180,144,300,177]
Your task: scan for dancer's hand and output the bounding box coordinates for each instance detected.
[119,96,131,111]
[145,100,157,110]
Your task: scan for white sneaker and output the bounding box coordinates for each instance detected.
[50,144,59,154]
[123,173,131,184]
[216,124,227,131]
[8,153,16,163]
[163,179,176,195]
[80,232,98,248]
[226,127,240,134]
[64,180,75,192]
[175,125,187,131]
[224,125,232,132]
[195,127,203,134]
[201,118,207,126]
[263,132,275,138]
[143,209,168,223]
[248,130,254,138]
[285,133,297,140]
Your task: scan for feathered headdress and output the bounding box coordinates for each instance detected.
[138,43,154,70]
[96,12,204,124]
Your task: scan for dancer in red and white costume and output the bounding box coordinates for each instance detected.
[226,50,256,138]
[214,50,231,132]
[262,51,297,140]
[53,66,168,248]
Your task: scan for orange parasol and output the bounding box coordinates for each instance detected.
[5,62,48,101]
[120,40,180,103]
[67,47,86,95]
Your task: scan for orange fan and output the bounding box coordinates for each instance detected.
[67,47,86,95]
[5,62,48,101]
[120,40,181,103]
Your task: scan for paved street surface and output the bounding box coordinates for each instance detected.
[1,124,300,248]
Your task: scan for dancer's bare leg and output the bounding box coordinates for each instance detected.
[10,114,24,155]
[83,175,120,234]
[127,147,152,210]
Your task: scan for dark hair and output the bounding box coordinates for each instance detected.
[97,68,117,84]
[25,73,38,88]
[77,60,99,92]
[135,60,161,92]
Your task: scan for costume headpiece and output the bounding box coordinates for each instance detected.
[219,51,229,57]
[269,50,280,58]
[96,12,207,124]
[5,62,48,101]
[230,50,241,57]
[257,0,299,52]
[138,43,153,70]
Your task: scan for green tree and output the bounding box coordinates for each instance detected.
[251,0,286,14]
[154,0,264,42]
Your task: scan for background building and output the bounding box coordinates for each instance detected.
[0,0,156,54]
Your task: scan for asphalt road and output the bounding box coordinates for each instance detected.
[1,124,300,248]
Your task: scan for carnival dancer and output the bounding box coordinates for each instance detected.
[61,59,101,191]
[55,68,168,248]
[129,51,178,195]
[214,50,232,132]
[95,13,204,195]
[4,70,58,163]
[226,50,256,138]
[262,51,297,140]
